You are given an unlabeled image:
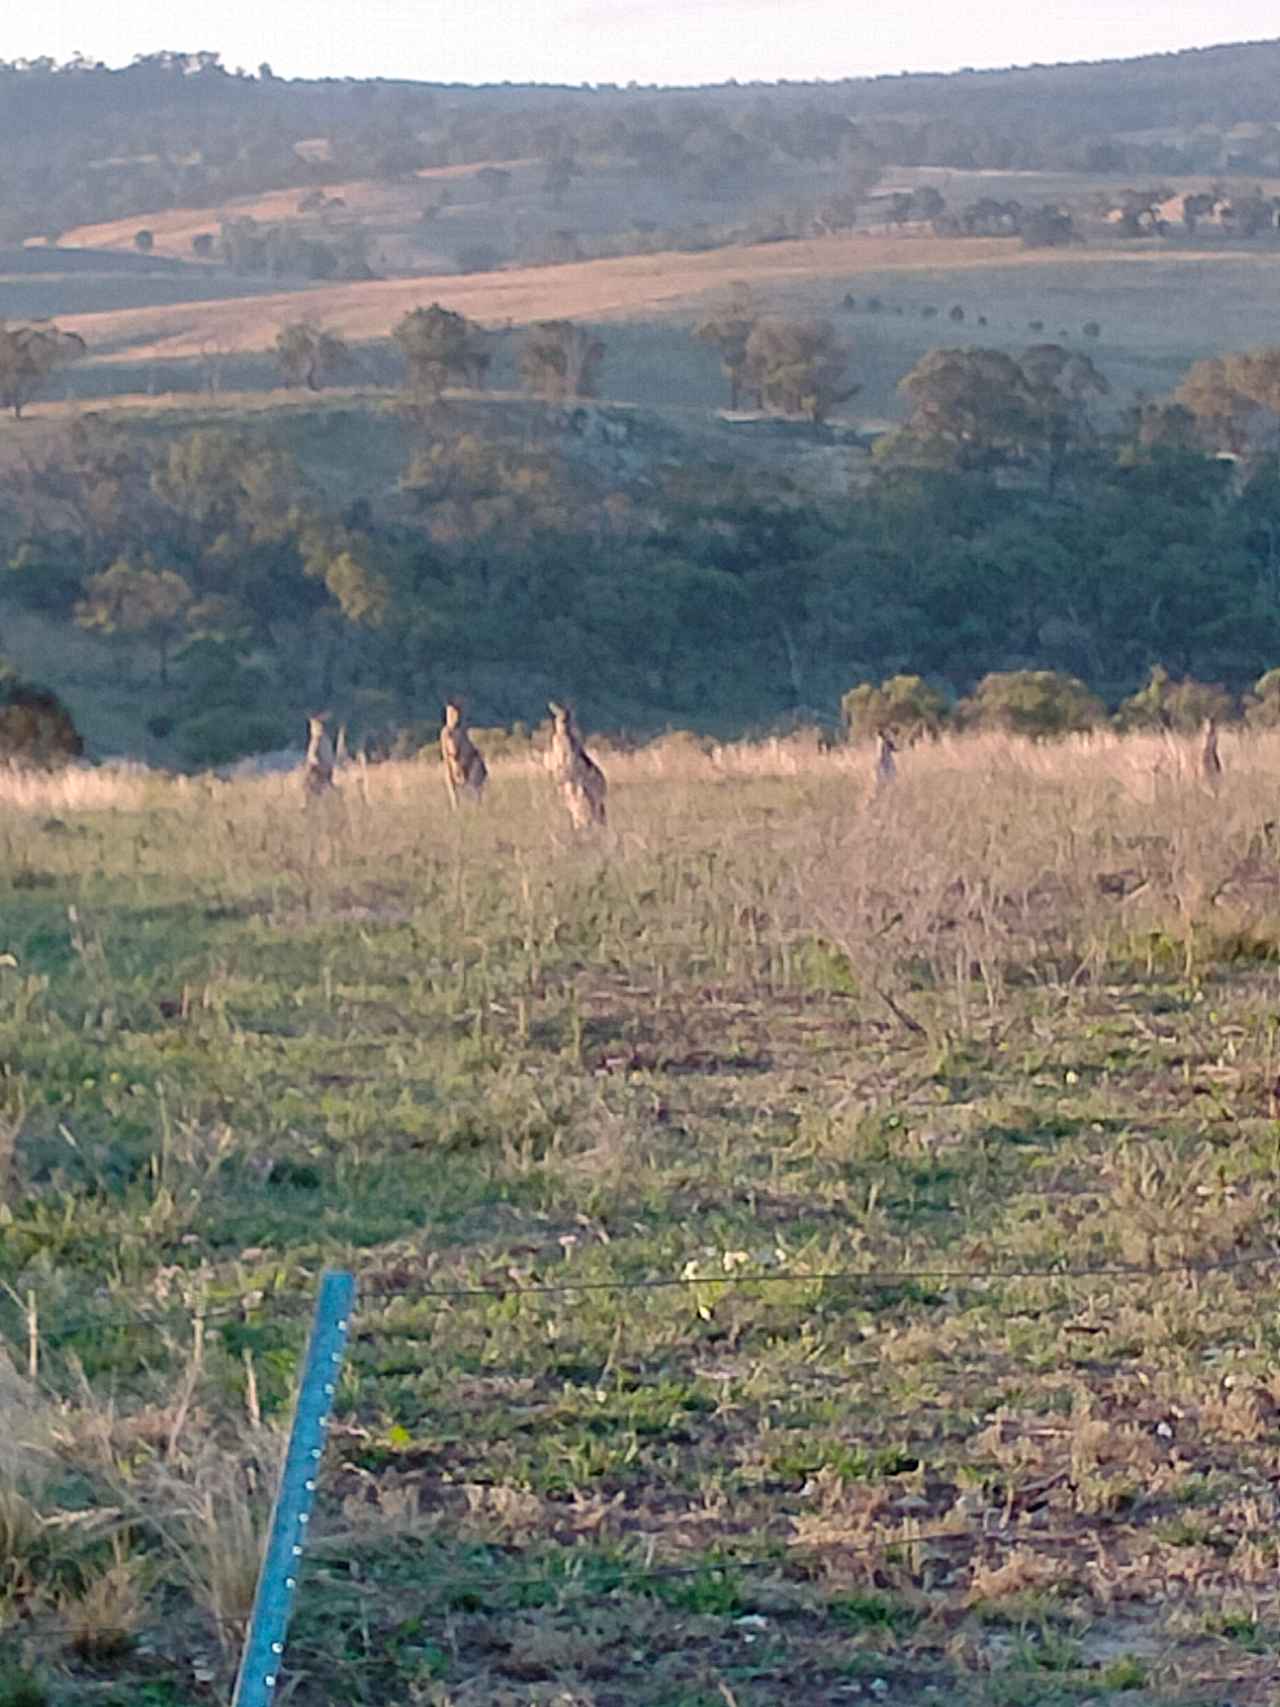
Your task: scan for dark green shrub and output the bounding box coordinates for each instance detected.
[1245,667,1280,728]
[1117,664,1233,731]
[0,666,83,764]
[842,674,949,742]
[174,710,291,769]
[958,670,1104,737]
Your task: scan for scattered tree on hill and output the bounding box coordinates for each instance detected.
[0,665,82,765]
[0,323,86,419]
[393,303,487,402]
[1020,205,1078,248]
[274,321,351,391]
[955,197,1023,236]
[885,188,944,226]
[133,228,155,253]
[191,232,215,258]
[1110,186,1172,235]
[75,559,194,684]
[1182,191,1219,233]
[909,185,946,223]
[1176,348,1280,456]
[519,320,605,401]
[744,317,856,424]
[695,285,758,410]
[1018,343,1110,488]
[885,344,1107,479]
[887,347,1036,468]
[1220,189,1280,237]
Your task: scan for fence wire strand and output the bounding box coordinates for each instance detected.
[11,1245,1280,1353]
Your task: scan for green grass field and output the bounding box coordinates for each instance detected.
[6,730,1280,1704]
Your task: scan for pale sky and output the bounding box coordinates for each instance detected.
[3,1,1278,87]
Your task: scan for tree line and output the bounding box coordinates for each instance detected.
[6,42,1280,246]
[843,663,1280,744]
[6,345,1280,762]
[267,301,854,423]
[9,277,1280,763]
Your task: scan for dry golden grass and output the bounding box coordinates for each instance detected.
[0,760,164,814]
[55,160,533,261]
[0,722,1254,811]
[52,234,1228,364]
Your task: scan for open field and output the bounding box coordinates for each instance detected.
[19,236,1276,424]
[61,163,1196,272]
[54,160,535,263]
[7,731,1280,1704]
[54,233,1028,361]
[0,268,323,324]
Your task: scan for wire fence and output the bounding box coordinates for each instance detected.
[11,1242,1280,1355]
[9,1251,1280,1694]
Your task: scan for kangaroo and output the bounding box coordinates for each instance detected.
[547,701,607,829]
[303,713,336,798]
[1201,716,1222,786]
[875,729,898,789]
[440,701,488,807]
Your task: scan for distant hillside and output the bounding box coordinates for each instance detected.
[4,40,1280,247]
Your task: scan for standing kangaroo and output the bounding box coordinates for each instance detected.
[547,701,607,829]
[303,714,336,798]
[440,701,488,807]
[1201,716,1222,787]
[875,730,897,789]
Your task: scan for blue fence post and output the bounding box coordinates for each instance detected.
[231,1269,356,1707]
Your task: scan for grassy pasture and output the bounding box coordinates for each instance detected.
[49,232,1026,363]
[7,153,1276,420]
[836,252,1280,419]
[6,731,1280,1703]
[55,159,536,270]
[22,239,1280,422]
[0,269,321,324]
